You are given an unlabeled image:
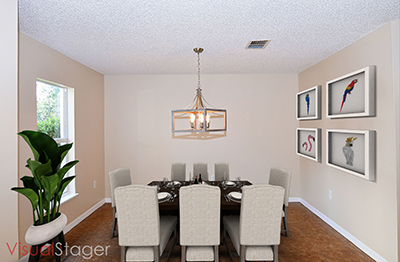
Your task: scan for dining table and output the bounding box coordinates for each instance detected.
[147,180,252,212]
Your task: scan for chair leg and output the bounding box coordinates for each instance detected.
[240,245,245,262]
[282,206,289,237]
[165,227,177,262]
[111,207,117,238]
[154,246,160,262]
[181,246,186,262]
[223,228,235,262]
[121,246,126,262]
[214,245,219,262]
[273,245,279,262]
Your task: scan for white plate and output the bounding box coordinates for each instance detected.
[225,181,235,186]
[158,192,170,200]
[172,181,181,185]
[229,192,242,200]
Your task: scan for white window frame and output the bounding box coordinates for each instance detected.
[36,79,78,203]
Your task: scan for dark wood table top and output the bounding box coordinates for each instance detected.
[147,180,252,211]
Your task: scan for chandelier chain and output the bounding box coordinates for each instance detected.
[197,52,201,90]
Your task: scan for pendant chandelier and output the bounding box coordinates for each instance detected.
[171,48,227,133]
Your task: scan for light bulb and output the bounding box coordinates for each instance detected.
[199,113,204,129]
[206,114,210,128]
[199,113,204,123]
[190,113,196,128]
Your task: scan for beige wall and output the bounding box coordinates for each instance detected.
[18,33,105,255]
[104,74,300,198]
[298,22,398,261]
[0,1,19,261]
[392,20,400,262]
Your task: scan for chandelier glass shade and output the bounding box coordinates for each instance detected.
[171,48,227,133]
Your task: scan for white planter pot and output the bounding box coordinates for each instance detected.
[25,213,67,245]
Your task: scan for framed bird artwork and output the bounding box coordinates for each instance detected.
[326,66,375,118]
[296,85,321,120]
[296,128,321,162]
[326,129,375,181]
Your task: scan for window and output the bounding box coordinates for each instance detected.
[36,79,77,202]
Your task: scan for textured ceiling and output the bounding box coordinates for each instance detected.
[19,0,399,75]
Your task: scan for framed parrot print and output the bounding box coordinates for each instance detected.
[296,128,321,162]
[326,66,375,118]
[326,129,375,181]
[296,85,321,120]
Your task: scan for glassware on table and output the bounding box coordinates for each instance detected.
[163,177,168,188]
[236,177,242,188]
[188,172,192,184]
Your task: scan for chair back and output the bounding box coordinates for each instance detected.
[269,167,292,207]
[193,162,208,180]
[214,162,229,181]
[171,163,186,181]
[109,168,132,208]
[179,185,220,246]
[240,185,284,246]
[115,185,160,247]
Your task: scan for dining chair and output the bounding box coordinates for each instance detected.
[180,184,221,262]
[223,185,284,262]
[269,167,292,237]
[108,167,132,238]
[214,162,229,181]
[193,162,208,181]
[115,185,177,262]
[171,163,186,181]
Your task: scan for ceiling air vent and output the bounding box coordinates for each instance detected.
[245,40,271,49]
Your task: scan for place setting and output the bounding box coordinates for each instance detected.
[225,191,242,203]
[158,192,172,203]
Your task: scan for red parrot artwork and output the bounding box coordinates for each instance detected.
[340,79,358,112]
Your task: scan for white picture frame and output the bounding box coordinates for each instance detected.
[296,128,321,162]
[326,66,375,118]
[296,85,321,120]
[326,129,375,181]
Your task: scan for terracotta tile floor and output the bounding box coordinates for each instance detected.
[36,202,374,261]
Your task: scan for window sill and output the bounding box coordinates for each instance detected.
[60,192,79,204]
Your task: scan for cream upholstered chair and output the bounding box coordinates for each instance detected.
[180,184,221,262]
[269,167,292,237]
[223,185,284,262]
[108,168,132,238]
[193,162,208,181]
[171,163,186,181]
[115,185,177,262]
[214,163,229,181]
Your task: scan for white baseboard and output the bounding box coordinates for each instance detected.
[299,198,387,262]
[104,198,111,203]
[19,199,105,262]
[289,197,301,202]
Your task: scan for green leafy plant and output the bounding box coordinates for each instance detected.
[37,116,60,138]
[12,130,79,225]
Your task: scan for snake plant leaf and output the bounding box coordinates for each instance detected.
[27,158,53,179]
[57,160,79,183]
[56,176,76,201]
[58,143,73,169]
[18,130,59,172]
[40,174,59,202]
[11,187,39,211]
[26,159,44,189]
[20,176,39,193]
[18,131,41,162]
